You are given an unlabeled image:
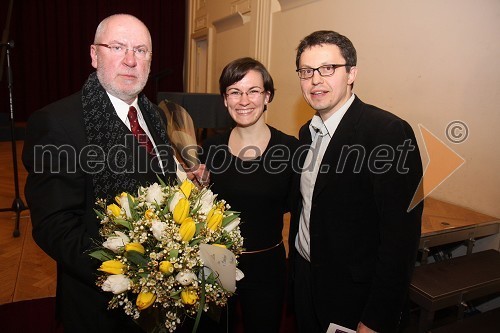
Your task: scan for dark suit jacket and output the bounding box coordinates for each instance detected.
[289,96,423,332]
[22,86,176,332]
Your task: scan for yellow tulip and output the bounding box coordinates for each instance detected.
[136,291,156,310]
[180,179,195,198]
[173,198,190,224]
[107,204,121,217]
[179,218,196,242]
[159,261,174,275]
[125,242,145,254]
[144,209,156,220]
[98,260,126,275]
[207,208,223,231]
[180,289,198,305]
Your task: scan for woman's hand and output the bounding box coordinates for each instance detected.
[186,164,210,188]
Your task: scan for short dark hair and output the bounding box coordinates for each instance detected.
[296,30,357,72]
[219,57,275,103]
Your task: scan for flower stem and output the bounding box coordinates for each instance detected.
[192,268,206,333]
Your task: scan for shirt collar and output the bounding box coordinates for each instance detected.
[309,93,356,138]
[107,92,139,123]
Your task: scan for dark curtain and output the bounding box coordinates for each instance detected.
[0,0,185,122]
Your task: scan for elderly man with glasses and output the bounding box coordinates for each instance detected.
[22,14,178,332]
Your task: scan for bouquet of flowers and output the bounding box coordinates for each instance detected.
[89,179,244,332]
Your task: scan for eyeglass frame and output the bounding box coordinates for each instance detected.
[225,88,266,100]
[296,64,349,80]
[94,43,152,60]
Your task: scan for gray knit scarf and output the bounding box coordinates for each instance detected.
[81,72,174,201]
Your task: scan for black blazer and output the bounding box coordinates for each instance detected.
[289,96,423,332]
[22,90,176,332]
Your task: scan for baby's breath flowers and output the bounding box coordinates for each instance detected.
[90,179,244,332]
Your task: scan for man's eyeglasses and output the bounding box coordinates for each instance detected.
[296,64,348,80]
[94,43,152,60]
[226,89,265,100]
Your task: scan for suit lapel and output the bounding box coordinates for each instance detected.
[312,97,364,199]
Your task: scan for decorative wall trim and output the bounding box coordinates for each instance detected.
[194,15,207,31]
[196,0,206,11]
[212,11,250,32]
[277,0,319,12]
[253,0,272,67]
[231,0,251,14]
[188,27,214,92]
[191,28,208,41]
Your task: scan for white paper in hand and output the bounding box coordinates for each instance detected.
[199,244,237,292]
[326,323,355,333]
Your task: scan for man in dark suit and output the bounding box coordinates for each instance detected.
[289,30,423,333]
[22,14,177,332]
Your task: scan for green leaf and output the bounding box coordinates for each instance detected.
[94,208,106,220]
[194,222,203,236]
[189,238,202,246]
[191,204,200,215]
[166,194,175,210]
[127,194,139,221]
[89,249,115,261]
[205,270,218,284]
[156,174,167,187]
[114,218,132,230]
[161,205,170,217]
[221,213,239,227]
[125,250,149,267]
[169,289,181,298]
[169,249,179,260]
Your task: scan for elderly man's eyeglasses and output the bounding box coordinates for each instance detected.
[296,64,348,80]
[226,89,265,100]
[94,43,152,60]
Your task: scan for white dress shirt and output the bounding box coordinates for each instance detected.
[295,93,355,261]
[108,93,186,180]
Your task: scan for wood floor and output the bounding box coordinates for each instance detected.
[0,140,57,305]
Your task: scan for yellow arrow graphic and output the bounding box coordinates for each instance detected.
[408,124,466,211]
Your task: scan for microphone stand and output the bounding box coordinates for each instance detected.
[0,40,27,237]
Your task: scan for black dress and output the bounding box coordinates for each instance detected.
[201,125,299,333]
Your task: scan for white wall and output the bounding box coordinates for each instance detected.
[186,0,500,218]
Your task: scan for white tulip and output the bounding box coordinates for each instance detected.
[116,193,132,218]
[198,188,217,215]
[175,271,197,286]
[151,220,167,241]
[169,191,182,213]
[103,231,130,253]
[101,274,131,294]
[145,183,165,204]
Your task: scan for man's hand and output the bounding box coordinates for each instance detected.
[357,322,377,333]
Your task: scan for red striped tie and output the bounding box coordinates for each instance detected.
[127,106,154,154]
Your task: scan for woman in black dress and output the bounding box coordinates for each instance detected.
[201,57,299,333]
